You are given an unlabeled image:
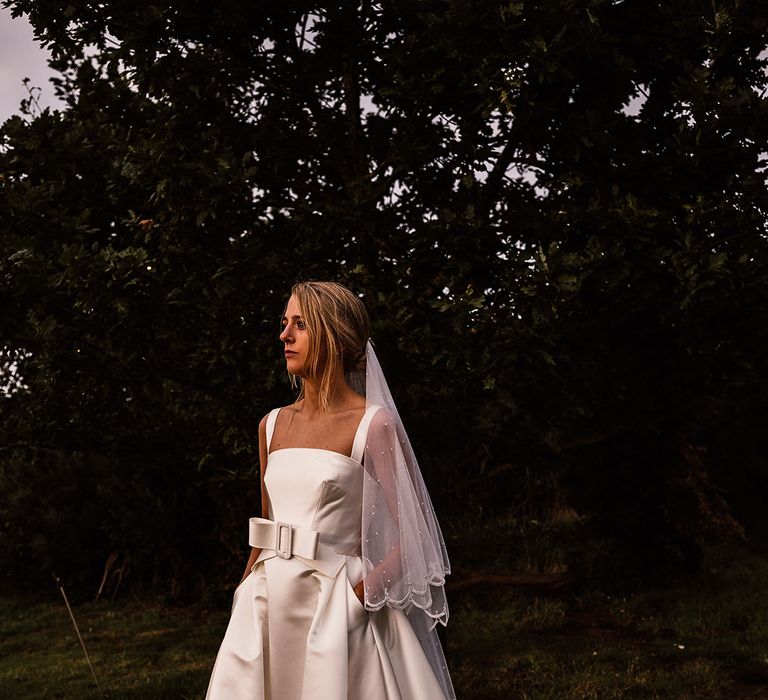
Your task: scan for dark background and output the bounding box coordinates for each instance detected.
[1,0,767,605]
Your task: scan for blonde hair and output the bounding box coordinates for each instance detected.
[284,280,370,413]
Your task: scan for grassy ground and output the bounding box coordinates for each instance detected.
[2,543,767,699]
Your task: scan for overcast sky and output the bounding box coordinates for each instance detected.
[0,6,65,122]
[1,6,765,130]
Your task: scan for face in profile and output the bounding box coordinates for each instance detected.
[280,294,308,377]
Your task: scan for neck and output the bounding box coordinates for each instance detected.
[298,366,353,416]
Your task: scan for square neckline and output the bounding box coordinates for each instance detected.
[267,405,378,464]
[267,446,361,464]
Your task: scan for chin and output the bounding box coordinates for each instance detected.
[287,363,305,376]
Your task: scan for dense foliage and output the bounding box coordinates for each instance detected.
[1,0,767,600]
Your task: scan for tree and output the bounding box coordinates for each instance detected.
[1,0,766,599]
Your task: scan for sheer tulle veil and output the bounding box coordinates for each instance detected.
[346,339,455,700]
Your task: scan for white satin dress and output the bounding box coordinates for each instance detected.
[205,404,448,699]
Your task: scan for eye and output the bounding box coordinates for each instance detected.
[296,320,306,330]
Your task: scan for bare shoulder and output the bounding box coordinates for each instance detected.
[259,404,290,433]
[368,404,396,433]
[370,404,395,421]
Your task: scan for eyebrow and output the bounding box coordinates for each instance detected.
[281,314,303,320]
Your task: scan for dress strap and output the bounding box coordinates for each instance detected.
[266,407,282,452]
[351,404,383,464]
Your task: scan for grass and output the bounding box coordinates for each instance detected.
[449,542,768,699]
[2,543,767,699]
[0,593,227,699]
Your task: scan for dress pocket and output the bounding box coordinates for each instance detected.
[344,556,367,614]
[232,569,252,604]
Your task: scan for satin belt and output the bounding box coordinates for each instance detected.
[248,517,348,579]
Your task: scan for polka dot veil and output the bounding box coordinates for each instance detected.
[348,339,455,700]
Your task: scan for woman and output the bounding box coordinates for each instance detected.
[206,280,455,699]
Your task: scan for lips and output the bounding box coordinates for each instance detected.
[284,350,297,356]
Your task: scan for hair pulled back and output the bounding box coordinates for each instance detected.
[286,280,370,413]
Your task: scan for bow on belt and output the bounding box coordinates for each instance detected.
[249,517,347,579]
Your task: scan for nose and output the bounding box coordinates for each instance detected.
[279,324,291,343]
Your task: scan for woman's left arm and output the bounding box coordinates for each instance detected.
[238,411,269,585]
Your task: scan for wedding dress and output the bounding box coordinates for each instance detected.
[205,403,450,699]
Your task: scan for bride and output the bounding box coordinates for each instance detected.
[206,280,455,699]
